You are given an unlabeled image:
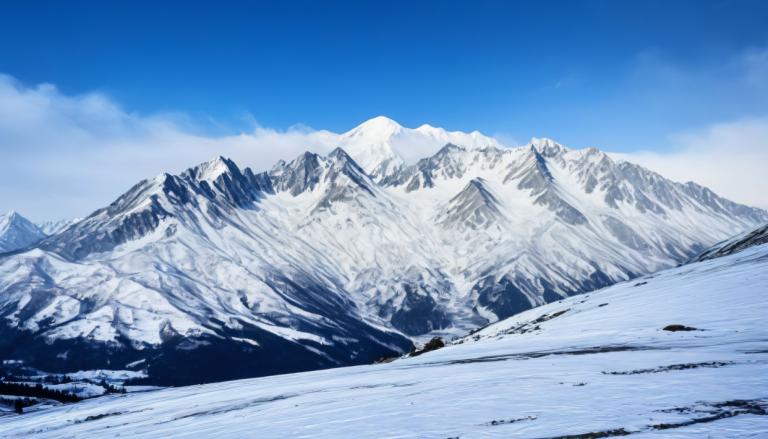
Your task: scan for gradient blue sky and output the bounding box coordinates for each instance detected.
[2,0,766,149]
[1,0,768,220]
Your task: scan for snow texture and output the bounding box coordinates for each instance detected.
[1,241,766,437]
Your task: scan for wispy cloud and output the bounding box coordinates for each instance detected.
[0,74,342,220]
[1,73,766,221]
[614,117,768,209]
[740,47,768,88]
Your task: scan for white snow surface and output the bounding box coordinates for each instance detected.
[1,244,766,438]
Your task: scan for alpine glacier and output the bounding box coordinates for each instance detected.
[1,224,765,437]
[0,117,766,384]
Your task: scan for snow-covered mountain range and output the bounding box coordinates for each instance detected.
[0,116,766,384]
[3,223,766,437]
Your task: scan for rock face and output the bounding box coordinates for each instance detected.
[0,118,766,384]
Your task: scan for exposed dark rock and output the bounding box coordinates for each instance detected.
[429,345,661,367]
[473,275,536,321]
[410,337,445,357]
[539,428,632,438]
[651,399,767,430]
[602,361,732,375]
[484,415,537,427]
[662,324,698,332]
[388,288,452,336]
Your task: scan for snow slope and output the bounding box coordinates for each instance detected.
[1,237,766,438]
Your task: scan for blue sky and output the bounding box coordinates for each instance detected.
[1,0,768,219]
[2,0,766,148]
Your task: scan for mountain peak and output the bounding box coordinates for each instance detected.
[338,117,406,180]
[437,177,505,230]
[328,146,354,161]
[346,116,404,138]
[1,210,25,222]
[1,210,30,227]
[0,210,46,253]
[462,178,500,205]
[414,123,437,132]
[189,155,240,182]
[414,123,450,137]
[435,142,465,155]
[337,117,505,182]
[529,137,568,157]
[326,147,370,176]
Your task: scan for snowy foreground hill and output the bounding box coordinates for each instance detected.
[1,116,766,384]
[1,234,766,438]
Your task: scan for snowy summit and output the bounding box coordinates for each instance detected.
[338,116,503,180]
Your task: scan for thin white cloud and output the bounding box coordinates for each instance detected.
[0,73,765,222]
[613,117,768,209]
[740,47,768,88]
[0,74,340,221]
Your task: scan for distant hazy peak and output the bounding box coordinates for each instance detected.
[0,210,46,252]
[36,218,81,236]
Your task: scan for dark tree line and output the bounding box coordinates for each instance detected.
[100,379,127,394]
[2,374,74,384]
[0,397,36,414]
[0,381,82,403]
